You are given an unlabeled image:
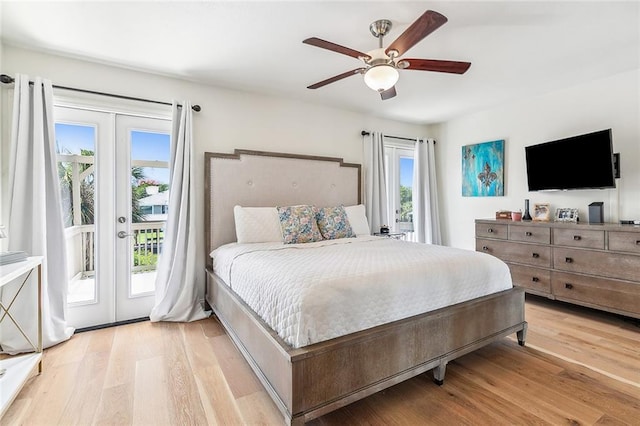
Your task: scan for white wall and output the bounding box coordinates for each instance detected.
[435,69,640,249]
[0,45,428,289]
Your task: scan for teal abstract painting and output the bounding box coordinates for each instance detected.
[462,140,504,196]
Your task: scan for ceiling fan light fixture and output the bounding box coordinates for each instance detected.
[363,64,399,92]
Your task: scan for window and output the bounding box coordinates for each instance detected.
[55,123,96,229]
[384,144,415,237]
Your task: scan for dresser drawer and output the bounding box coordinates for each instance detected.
[508,225,550,244]
[552,271,640,316]
[508,263,551,295]
[477,239,551,268]
[553,228,604,249]
[608,231,640,254]
[475,222,508,240]
[553,247,640,282]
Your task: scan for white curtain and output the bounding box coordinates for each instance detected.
[363,132,389,233]
[412,139,442,244]
[150,101,210,322]
[2,74,74,353]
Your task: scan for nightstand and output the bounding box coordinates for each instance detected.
[373,232,406,240]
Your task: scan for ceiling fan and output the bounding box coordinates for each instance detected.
[303,10,471,100]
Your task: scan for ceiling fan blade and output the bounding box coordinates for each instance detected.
[403,59,471,74]
[385,10,448,57]
[303,37,371,60]
[307,68,366,89]
[380,86,397,100]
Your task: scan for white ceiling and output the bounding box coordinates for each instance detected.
[2,1,639,124]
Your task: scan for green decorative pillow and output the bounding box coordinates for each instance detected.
[277,205,323,244]
[316,205,355,240]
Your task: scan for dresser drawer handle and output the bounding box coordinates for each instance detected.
[525,231,532,237]
[636,240,640,245]
[487,228,494,233]
[532,253,539,258]
[482,246,489,251]
[565,257,573,263]
[573,235,581,241]
[565,283,573,289]
[532,277,539,282]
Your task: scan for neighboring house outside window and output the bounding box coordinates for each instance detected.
[139,190,169,222]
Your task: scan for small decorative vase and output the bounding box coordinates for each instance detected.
[523,199,533,221]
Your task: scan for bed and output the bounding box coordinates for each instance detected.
[204,149,527,425]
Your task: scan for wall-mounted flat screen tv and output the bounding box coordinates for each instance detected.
[525,129,616,191]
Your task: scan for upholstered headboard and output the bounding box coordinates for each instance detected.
[205,149,361,269]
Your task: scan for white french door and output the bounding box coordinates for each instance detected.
[55,107,170,329]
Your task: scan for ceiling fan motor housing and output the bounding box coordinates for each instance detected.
[366,48,394,66]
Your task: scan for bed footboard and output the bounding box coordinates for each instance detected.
[206,268,526,425]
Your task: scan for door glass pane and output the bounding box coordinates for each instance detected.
[399,156,414,233]
[56,123,97,304]
[130,131,170,296]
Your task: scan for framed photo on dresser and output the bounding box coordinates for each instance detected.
[533,203,551,221]
[555,207,579,223]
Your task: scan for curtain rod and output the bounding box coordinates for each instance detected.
[361,130,433,144]
[0,73,201,112]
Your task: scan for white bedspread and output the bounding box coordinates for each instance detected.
[211,236,512,348]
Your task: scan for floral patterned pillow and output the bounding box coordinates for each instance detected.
[277,205,323,244]
[315,205,355,240]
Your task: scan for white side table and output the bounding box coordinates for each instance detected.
[0,256,43,418]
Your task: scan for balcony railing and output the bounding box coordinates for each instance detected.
[64,221,165,280]
[131,221,165,272]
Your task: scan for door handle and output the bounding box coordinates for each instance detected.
[117,231,134,238]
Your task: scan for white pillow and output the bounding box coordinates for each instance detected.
[345,204,370,236]
[233,206,283,243]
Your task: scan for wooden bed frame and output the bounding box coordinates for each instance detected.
[204,149,527,425]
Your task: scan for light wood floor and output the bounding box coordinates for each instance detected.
[3,295,639,425]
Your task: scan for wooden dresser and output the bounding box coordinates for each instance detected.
[475,219,640,319]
